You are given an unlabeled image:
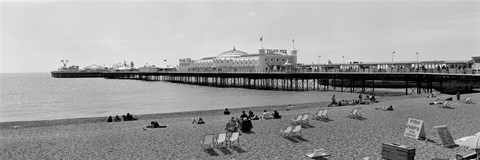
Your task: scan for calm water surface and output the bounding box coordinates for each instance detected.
[0,73,353,122]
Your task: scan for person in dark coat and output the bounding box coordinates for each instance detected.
[145,121,166,129]
[114,115,121,122]
[273,109,281,119]
[107,116,113,122]
[240,111,248,119]
[456,92,461,101]
[240,117,252,132]
[224,108,230,115]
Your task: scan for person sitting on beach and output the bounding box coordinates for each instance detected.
[114,115,121,122]
[225,117,238,132]
[273,109,281,119]
[224,108,230,115]
[383,105,393,111]
[125,113,137,121]
[358,93,363,101]
[122,115,127,121]
[426,94,436,98]
[192,117,205,124]
[327,95,337,107]
[263,110,273,119]
[429,99,442,105]
[240,117,253,132]
[145,121,166,129]
[248,111,258,120]
[107,116,113,122]
[240,111,248,120]
[286,104,292,111]
[370,95,377,103]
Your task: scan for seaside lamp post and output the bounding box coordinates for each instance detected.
[391,51,396,72]
[416,52,419,71]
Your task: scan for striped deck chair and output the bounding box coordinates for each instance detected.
[291,125,302,137]
[438,101,452,108]
[463,97,472,104]
[228,132,240,147]
[201,134,215,150]
[291,114,303,125]
[346,108,361,119]
[319,109,329,120]
[313,109,324,120]
[301,113,309,125]
[279,126,293,137]
[215,132,227,148]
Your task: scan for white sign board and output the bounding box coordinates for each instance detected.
[404,118,426,140]
[434,125,456,148]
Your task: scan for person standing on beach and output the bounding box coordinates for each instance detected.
[456,92,461,101]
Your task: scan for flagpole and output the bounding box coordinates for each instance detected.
[292,39,295,50]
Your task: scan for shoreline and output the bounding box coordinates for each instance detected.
[0,92,427,130]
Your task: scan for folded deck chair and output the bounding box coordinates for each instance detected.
[279,126,293,137]
[438,101,451,108]
[305,149,331,158]
[320,110,329,120]
[313,109,324,120]
[463,97,472,104]
[292,114,303,125]
[201,134,215,150]
[228,132,240,147]
[291,125,302,137]
[215,132,227,148]
[301,113,309,125]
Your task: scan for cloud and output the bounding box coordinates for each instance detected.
[248,12,257,16]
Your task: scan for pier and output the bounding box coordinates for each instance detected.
[51,71,480,95]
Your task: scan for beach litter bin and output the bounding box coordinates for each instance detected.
[381,143,415,160]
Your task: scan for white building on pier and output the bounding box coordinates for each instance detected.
[178,47,298,72]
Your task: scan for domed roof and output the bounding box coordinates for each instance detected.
[216,47,248,59]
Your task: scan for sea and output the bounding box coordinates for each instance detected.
[0,73,352,122]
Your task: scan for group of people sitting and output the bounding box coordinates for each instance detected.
[328,94,377,107]
[144,121,166,129]
[224,108,282,120]
[226,117,253,133]
[192,117,205,124]
[107,113,137,122]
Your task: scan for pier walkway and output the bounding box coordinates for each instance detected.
[51,70,480,95]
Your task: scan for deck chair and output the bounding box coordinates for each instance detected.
[279,126,293,137]
[201,134,215,150]
[301,113,309,125]
[320,110,329,120]
[347,108,361,119]
[313,109,324,120]
[292,114,303,125]
[228,132,240,147]
[291,125,302,137]
[305,149,331,158]
[463,97,472,104]
[438,101,451,108]
[215,132,227,148]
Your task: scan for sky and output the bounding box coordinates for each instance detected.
[1,0,479,73]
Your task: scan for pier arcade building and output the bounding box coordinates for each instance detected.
[178,47,297,72]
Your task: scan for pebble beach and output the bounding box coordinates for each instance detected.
[1,92,479,160]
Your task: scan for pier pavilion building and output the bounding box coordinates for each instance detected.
[178,47,297,72]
